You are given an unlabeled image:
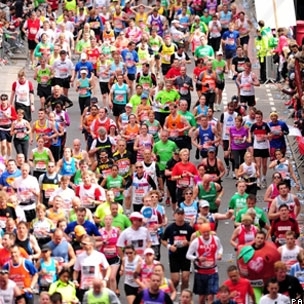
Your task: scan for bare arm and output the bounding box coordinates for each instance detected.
[268,199,280,220]
[230,227,240,249]
[66,243,76,267]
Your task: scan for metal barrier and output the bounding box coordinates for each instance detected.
[264,55,277,84]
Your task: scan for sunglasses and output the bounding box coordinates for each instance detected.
[136,166,143,168]
[185,192,193,195]
[145,253,153,256]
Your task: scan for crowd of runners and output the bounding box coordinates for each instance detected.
[0,0,303,303]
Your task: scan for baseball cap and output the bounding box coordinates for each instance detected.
[208,146,216,152]
[90,97,98,103]
[216,51,223,56]
[80,69,88,74]
[129,212,144,220]
[199,200,210,208]
[41,244,51,252]
[174,208,185,214]
[125,103,133,108]
[74,225,86,237]
[144,248,155,255]
[80,53,87,60]
[231,95,238,102]
[173,148,180,154]
[141,93,148,99]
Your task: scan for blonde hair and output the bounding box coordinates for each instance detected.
[18,69,25,78]
[36,204,46,212]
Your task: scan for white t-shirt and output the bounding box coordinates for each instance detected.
[0,279,16,304]
[12,175,40,211]
[74,250,109,290]
[259,293,290,304]
[49,187,75,211]
[116,227,151,256]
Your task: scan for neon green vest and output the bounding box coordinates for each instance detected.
[87,289,110,304]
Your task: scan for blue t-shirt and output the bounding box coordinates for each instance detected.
[75,61,94,78]
[0,169,21,188]
[268,120,289,149]
[121,49,139,75]
[65,220,101,237]
[222,30,240,50]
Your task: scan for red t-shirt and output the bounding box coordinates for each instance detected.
[165,67,181,80]
[171,162,198,189]
[223,277,254,304]
[193,66,206,78]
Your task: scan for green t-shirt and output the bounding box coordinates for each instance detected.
[212,59,226,81]
[76,40,91,54]
[235,206,268,228]
[106,175,124,202]
[155,90,180,113]
[190,22,208,34]
[95,201,124,222]
[101,213,131,230]
[129,95,141,113]
[228,192,249,216]
[200,15,212,26]
[194,45,215,59]
[153,139,177,171]
[179,110,196,127]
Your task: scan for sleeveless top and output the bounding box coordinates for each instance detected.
[238,224,258,245]
[239,72,255,96]
[60,157,77,176]
[124,255,140,287]
[199,125,215,149]
[48,240,69,262]
[39,258,57,286]
[15,235,33,255]
[198,182,217,212]
[281,244,301,270]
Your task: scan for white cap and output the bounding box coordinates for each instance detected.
[129,212,144,220]
[199,200,210,208]
[144,248,155,255]
[80,53,87,60]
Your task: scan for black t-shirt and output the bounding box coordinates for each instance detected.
[263,275,303,299]
[0,206,17,222]
[162,222,194,256]
[232,56,251,73]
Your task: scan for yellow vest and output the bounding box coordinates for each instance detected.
[161,44,175,64]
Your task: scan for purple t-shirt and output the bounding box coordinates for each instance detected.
[229,126,248,150]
